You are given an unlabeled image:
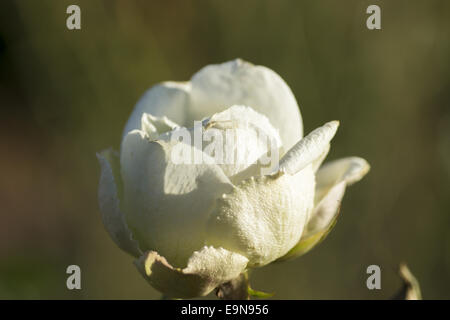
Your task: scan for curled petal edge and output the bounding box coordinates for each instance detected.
[134,246,248,299]
[141,113,179,140]
[315,156,370,204]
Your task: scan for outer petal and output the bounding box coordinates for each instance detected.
[278,157,370,261]
[278,121,339,175]
[315,156,370,204]
[97,149,141,257]
[312,143,330,172]
[206,168,315,267]
[277,182,345,261]
[305,181,346,237]
[120,130,234,267]
[122,82,190,139]
[134,246,248,298]
[190,59,303,150]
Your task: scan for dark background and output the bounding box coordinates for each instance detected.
[0,0,449,299]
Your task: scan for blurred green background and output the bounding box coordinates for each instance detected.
[0,0,449,299]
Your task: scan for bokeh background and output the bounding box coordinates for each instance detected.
[0,0,449,299]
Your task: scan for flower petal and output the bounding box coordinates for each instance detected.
[315,156,370,204]
[190,59,303,150]
[278,157,370,261]
[279,121,339,176]
[97,149,141,257]
[305,181,346,237]
[120,130,234,267]
[141,112,179,140]
[124,60,303,151]
[122,81,190,139]
[312,143,330,172]
[276,182,345,261]
[206,167,315,267]
[134,246,248,298]
[201,105,282,183]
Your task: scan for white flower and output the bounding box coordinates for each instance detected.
[97,59,370,298]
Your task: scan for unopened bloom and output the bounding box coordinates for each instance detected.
[97,59,369,298]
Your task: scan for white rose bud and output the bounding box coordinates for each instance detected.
[97,59,370,298]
